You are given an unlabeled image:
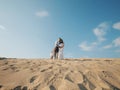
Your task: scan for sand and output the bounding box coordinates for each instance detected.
[0,58,120,90]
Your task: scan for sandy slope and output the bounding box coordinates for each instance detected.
[0,58,120,90]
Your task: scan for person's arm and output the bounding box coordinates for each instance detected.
[58,43,64,48]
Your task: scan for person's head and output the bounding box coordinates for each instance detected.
[58,37,63,43]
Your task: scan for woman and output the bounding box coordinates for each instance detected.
[57,38,64,59]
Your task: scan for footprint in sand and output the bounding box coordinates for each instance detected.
[65,75,74,83]
[13,86,28,90]
[9,64,14,66]
[40,69,46,72]
[30,76,37,83]
[0,85,3,88]
[13,86,21,90]
[2,67,9,71]
[40,66,53,72]
[49,85,56,90]
[78,84,87,90]
[22,86,28,90]
[27,61,30,63]
[4,62,8,65]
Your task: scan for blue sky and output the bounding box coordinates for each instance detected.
[0,0,120,58]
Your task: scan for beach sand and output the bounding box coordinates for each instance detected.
[0,58,120,90]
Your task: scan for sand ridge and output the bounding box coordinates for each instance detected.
[0,58,120,90]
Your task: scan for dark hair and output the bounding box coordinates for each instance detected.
[59,38,64,43]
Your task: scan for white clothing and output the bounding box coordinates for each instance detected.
[58,43,64,60]
[55,41,59,47]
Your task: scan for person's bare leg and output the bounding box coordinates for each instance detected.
[50,55,53,59]
[53,51,56,60]
[56,52,58,59]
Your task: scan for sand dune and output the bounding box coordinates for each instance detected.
[0,58,120,90]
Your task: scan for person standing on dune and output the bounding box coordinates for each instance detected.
[57,38,64,59]
[50,38,64,60]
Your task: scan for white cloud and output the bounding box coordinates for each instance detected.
[113,22,120,30]
[35,11,49,17]
[103,44,113,49]
[79,22,110,51]
[103,37,120,50]
[113,37,120,47]
[91,42,98,46]
[79,22,120,52]
[93,22,109,42]
[79,41,96,51]
[0,25,5,30]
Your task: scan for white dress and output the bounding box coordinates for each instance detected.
[58,43,64,60]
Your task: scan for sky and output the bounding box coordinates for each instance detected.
[0,0,120,58]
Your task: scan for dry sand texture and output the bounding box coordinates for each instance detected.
[0,58,120,90]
